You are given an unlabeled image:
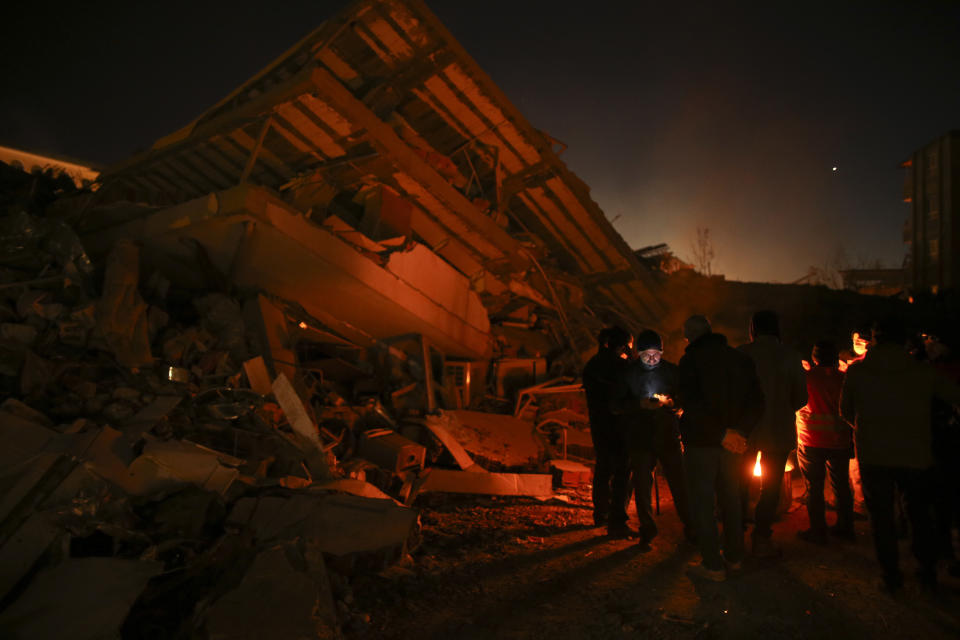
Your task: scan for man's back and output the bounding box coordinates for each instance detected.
[678,332,764,447]
[841,343,960,469]
[583,349,624,424]
[738,335,807,451]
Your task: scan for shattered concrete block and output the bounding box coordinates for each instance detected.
[0,557,162,640]
[203,543,337,640]
[549,459,592,487]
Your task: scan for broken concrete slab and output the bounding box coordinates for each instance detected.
[310,478,395,501]
[95,239,153,368]
[85,184,493,360]
[0,557,162,640]
[445,409,544,467]
[124,438,244,497]
[411,468,552,499]
[419,412,480,471]
[228,493,418,559]
[203,543,337,640]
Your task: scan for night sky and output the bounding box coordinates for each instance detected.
[2,1,958,283]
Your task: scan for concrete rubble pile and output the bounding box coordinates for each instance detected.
[0,0,670,636]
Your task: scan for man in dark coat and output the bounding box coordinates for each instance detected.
[840,317,960,594]
[678,315,764,581]
[583,326,634,536]
[738,310,808,557]
[610,329,694,549]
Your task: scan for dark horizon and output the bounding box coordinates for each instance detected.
[2,0,958,283]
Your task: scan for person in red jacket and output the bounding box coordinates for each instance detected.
[796,341,855,544]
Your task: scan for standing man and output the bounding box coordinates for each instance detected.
[678,315,764,581]
[738,310,808,557]
[841,317,960,594]
[583,326,634,537]
[610,329,694,549]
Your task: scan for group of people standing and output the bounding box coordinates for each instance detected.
[583,311,960,592]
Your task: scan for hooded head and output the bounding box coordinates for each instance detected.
[683,315,711,344]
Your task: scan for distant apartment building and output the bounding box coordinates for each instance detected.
[903,130,960,294]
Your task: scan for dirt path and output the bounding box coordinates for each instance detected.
[346,480,960,639]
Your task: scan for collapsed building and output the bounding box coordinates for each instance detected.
[0,0,668,636]
[0,1,919,636]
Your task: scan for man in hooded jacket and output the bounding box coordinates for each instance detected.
[841,317,960,594]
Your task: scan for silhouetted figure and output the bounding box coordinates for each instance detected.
[840,317,960,594]
[583,326,634,536]
[738,310,807,557]
[925,332,960,577]
[796,340,855,544]
[610,329,694,550]
[678,315,764,581]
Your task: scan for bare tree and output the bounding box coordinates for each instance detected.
[802,245,850,289]
[689,226,715,276]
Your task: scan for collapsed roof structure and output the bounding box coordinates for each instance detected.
[70,0,663,387]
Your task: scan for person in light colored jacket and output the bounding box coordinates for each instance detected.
[738,310,808,557]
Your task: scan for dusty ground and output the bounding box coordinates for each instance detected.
[345,475,960,639]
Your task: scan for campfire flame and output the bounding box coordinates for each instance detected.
[753,451,762,477]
